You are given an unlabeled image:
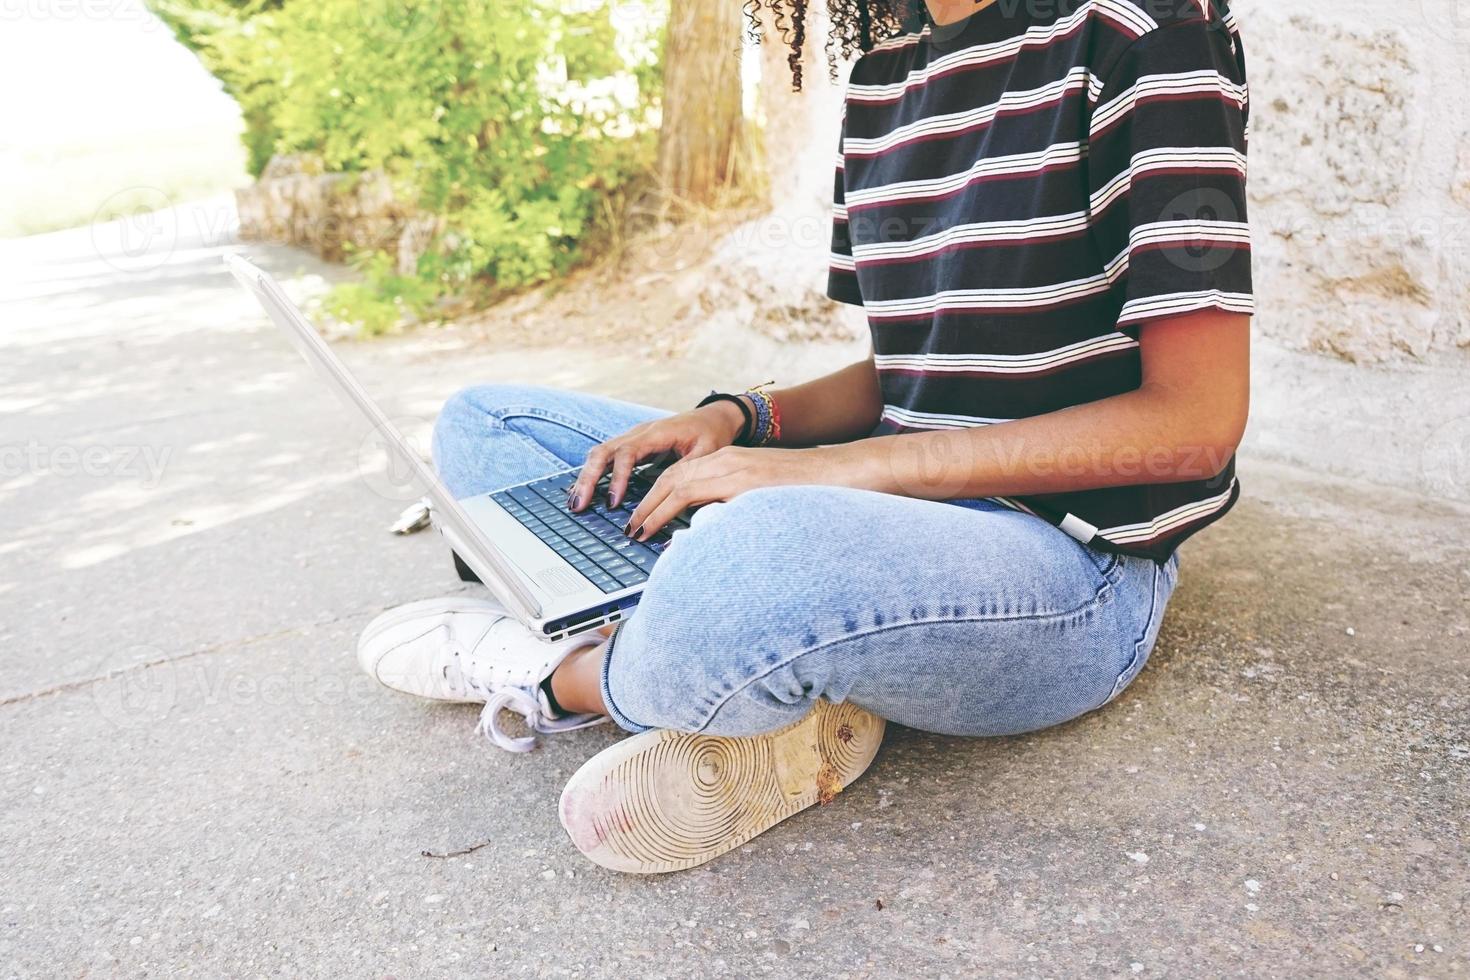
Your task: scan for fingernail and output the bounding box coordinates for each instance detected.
[632,523,646,541]
[622,519,633,536]
[609,492,621,509]
[569,494,580,510]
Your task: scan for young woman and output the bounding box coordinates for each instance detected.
[358,0,1252,874]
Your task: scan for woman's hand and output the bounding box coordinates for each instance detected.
[623,445,840,541]
[568,401,748,512]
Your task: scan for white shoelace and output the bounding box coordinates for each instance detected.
[438,633,608,753]
[476,689,607,753]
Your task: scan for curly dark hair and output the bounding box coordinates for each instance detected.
[743,0,932,90]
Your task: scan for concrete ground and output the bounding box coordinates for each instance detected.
[1,200,1467,979]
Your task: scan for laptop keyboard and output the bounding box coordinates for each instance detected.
[489,469,688,594]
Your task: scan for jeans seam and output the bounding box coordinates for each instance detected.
[692,598,1111,734]
[491,405,623,446]
[1082,545,1125,586]
[1106,558,1167,704]
[467,407,606,480]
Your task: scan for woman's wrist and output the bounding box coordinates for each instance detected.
[697,399,749,446]
[696,391,777,447]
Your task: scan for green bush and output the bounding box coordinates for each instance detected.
[152,0,663,328]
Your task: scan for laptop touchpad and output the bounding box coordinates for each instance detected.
[537,568,583,596]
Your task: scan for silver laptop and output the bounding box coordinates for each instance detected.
[226,254,681,640]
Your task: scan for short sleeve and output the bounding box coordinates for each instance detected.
[826,109,864,307]
[1087,16,1253,328]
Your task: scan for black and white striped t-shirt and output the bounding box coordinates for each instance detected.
[828,0,1251,561]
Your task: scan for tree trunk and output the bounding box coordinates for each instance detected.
[656,0,745,209]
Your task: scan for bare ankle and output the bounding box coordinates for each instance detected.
[550,642,610,716]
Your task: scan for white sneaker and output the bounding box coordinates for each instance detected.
[558,699,885,873]
[357,596,606,752]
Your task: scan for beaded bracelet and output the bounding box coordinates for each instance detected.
[764,390,782,443]
[747,389,771,446]
[745,386,782,446]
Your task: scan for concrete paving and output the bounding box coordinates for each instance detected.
[1,200,1467,978]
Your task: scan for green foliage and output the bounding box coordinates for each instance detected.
[151,0,663,331]
[324,253,439,336]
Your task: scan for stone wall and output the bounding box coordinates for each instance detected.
[1228,0,1470,500]
[234,155,438,275]
[1236,0,1470,362]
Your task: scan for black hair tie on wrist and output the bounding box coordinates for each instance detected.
[696,391,755,446]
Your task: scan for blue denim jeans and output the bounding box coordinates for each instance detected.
[433,384,1180,738]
